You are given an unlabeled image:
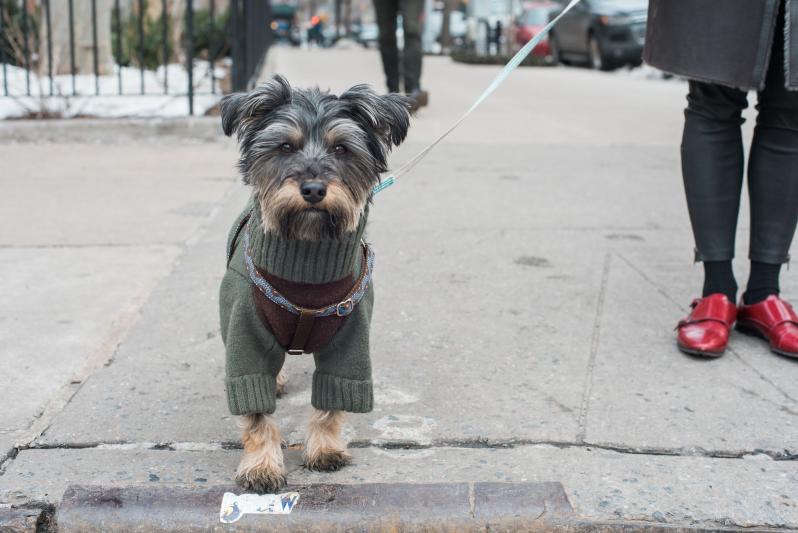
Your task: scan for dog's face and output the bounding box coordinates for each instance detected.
[222,75,411,240]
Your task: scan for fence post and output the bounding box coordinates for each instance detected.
[138,0,145,94]
[241,0,248,89]
[230,0,239,90]
[91,0,100,95]
[186,0,194,115]
[21,1,30,96]
[229,0,271,92]
[45,0,53,96]
[68,0,76,95]
[0,0,7,97]
[115,0,122,94]
[162,0,169,94]
[209,0,215,94]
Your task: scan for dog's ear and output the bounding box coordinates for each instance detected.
[339,86,412,148]
[221,74,293,137]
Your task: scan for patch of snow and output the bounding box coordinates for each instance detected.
[0,61,224,118]
[615,64,684,83]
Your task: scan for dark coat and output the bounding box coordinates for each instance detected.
[643,0,798,91]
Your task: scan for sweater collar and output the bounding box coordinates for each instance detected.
[248,200,368,284]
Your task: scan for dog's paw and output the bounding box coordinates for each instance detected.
[303,450,352,472]
[235,469,287,493]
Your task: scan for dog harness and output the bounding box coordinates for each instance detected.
[239,211,375,355]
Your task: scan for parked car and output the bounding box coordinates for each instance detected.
[271,4,301,46]
[548,0,648,70]
[356,18,405,50]
[356,23,380,48]
[512,2,561,60]
[425,10,468,53]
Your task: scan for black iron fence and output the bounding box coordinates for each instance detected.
[0,0,272,116]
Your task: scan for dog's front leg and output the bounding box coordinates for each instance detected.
[304,409,351,471]
[236,413,286,492]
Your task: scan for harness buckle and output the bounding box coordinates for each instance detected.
[336,298,354,316]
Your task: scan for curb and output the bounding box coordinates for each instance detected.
[3,483,789,532]
[55,482,573,532]
[0,117,225,144]
[0,507,46,533]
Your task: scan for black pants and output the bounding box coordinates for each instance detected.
[681,11,798,265]
[373,0,423,93]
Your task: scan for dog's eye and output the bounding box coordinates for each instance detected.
[280,143,294,153]
[333,145,347,155]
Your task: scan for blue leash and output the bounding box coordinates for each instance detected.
[372,0,583,196]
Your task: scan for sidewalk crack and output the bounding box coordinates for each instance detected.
[728,347,798,406]
[19,438,796,461]
[616,251,798,406]
[576,252,611,444]
[613,251,683,309]
[468,482,475,519]
[0,447,19,476]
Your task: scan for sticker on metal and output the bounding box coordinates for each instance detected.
[219,491,300,523]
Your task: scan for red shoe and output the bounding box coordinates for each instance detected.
[736,295,798,358]
[676,294,737,357]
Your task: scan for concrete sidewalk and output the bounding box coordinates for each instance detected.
[1,45,797,531]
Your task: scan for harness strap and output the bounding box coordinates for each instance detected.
[239,211,374,354]
[244,219,375,318]
[227,209,253,268]
[288,310,317,355]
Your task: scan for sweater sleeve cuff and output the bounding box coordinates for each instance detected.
[226,374,277,415]
[311,371,373,413]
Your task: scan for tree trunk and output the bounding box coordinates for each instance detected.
[43,0,115,75]
[169,0,185,63]
[343,0,351,36]
[334,0,341,38]
[440,0,452,53]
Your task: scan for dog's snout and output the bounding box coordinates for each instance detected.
[300,181,326,204]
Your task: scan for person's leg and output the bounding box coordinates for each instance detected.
[400,0,424,93]
[703,260,737,302]
[744,6,798,303]
[374,0,400,93]
[744,261,782,303]
[681,81,749,302]
[677,82,748,356]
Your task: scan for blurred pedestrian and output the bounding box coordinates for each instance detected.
[373,0,429,109]
[308,15,326,47]
[645,0,798,359]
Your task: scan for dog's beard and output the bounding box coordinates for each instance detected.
[281,210,340,240]
[258,180,362,241]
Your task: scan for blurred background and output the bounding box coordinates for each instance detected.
[4,2,798,531]
[0,0,652,118]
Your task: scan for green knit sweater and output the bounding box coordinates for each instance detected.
[220,199,374,415]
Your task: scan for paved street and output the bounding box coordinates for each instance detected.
[1,45,797,530]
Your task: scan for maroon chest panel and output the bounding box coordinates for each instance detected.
[250,268,354,353]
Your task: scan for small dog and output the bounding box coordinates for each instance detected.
[219,75,411,492]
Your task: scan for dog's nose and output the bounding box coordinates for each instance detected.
[300,181,326,204]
